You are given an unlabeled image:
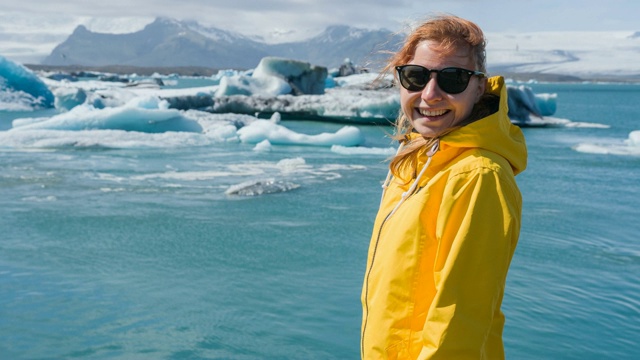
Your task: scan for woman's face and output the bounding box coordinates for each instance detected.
[399,40,486,138]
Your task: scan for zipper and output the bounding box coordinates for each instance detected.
[361,187,423,358]
[361,208,394,358]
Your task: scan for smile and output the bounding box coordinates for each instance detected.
[418,108,448,117]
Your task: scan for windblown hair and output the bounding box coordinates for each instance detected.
[383,14,493,179]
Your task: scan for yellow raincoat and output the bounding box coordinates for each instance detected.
[361,76,527,360]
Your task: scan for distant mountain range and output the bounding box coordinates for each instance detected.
[30,17,640,81]
[42,17,404,70]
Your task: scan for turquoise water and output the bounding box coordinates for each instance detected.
[1,82,639,359]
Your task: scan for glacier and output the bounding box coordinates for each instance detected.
[486,31,640,79]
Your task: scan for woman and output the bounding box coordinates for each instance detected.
[361,15,527,359]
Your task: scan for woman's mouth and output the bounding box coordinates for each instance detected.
[418,108,449,117]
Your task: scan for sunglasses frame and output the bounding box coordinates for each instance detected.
[395,65,485,94]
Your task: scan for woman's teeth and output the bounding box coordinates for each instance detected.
[418,109,448,117]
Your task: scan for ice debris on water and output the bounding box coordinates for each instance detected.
[225,179,300,196]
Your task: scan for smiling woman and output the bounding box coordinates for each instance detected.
[395,40,487,137]
[360,14,528,360]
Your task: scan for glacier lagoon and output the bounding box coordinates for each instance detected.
[1,58,640,359]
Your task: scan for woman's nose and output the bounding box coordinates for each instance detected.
[421,73,442,102]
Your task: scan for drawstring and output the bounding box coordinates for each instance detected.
[381,139,440,218]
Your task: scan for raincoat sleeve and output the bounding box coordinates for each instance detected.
[419,164,521,360]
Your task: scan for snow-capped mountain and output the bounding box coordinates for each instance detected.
[268,25,405,69]
[42,18,403,70]
[43,18,270,69]
[9,16,640,80]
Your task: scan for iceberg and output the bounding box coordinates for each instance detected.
[214,57,328,98]
[215,73,292,97]
[0,55,55,111]
[237,118,365,147]
[10,96,203,133]
[253,56,327,95]
[53,87,88,111]
[208,88,399,125]
[507,85,557,125]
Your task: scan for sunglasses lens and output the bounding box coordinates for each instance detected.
[437,68,471,94]
[398,66,428,91]
[397,66,476,94]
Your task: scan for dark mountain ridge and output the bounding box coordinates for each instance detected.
[43,17,405,70]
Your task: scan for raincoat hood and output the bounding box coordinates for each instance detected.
[439,76,527,175]
[381,76,527,218]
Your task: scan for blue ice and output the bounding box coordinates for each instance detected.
[0,55,54,111]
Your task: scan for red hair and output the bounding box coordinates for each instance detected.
[385,14,487,75]
[384,14,489,179]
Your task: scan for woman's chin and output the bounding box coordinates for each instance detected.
[412,119,446,137]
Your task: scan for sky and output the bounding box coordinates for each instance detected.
[1,0,639,64]
[2,0,639,36]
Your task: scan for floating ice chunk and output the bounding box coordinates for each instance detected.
[574,130,640,156]
[211,69,250,84]
[54,87,87,111]
[276,157,308,172]
[331,145,397,156]
[325,76,337,89]
[215,73,291,97]
[0,55,54,110]
[253,139,272,152]
[11,96,202,133]
[332,73,382,88]
[127,95,170,110]
[224,178,300,196]
[253,56,327,95]
[0,89,45,111]
[181,110,253,143]
[0,129,213,149]
[237,119,364,147]
[210,87,399,124]
[507,85,557,123]
[627,130,640,146]
[269,112,281,123]
[534,92,557,116]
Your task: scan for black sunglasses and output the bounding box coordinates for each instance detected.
[395,65,485,94]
